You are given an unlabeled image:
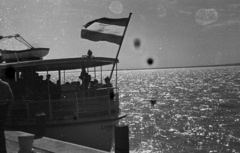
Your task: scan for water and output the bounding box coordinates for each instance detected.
[54,66,240,152]
[117,67,240,153]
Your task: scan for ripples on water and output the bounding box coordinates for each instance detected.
[117,67,240,153]
[54,66,240,152]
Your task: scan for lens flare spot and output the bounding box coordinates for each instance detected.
[195,8,218,25]
[109,1,123,15]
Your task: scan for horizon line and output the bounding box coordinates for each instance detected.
[117,62,240,71]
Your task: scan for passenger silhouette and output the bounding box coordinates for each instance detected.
[0,74,14,153]
[104,77,114,100]
[87,49,93,57]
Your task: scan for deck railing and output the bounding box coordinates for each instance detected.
[8,87,120,121]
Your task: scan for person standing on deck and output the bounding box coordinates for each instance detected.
[104,76,113,88]
[104,76,114,100]
[0,75,14,153]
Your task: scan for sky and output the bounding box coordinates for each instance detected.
[0,0,239,69]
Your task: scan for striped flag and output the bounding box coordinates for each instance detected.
[81,17,129,45]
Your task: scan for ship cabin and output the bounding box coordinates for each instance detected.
[0,55,120,122]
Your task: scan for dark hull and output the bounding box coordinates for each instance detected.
[6,113,126,151]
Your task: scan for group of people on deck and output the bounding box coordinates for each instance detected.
[6,72,59,100]
[61,68,113,99]
[3,67,113,100]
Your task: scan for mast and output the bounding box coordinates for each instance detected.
[109,13,132,80]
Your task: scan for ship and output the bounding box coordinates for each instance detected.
[0,12,132,151]
[0,50,125,151]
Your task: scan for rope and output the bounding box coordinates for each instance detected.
[15,35,33,49]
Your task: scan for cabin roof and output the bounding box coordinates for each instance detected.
[0,56,119,71]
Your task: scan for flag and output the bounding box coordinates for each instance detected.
[81,17,129,45]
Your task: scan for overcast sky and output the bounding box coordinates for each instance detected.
[0,0,239,69]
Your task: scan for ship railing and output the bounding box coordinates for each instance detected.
[8,87,120,121]
[51,87,119,120]
[8,99,50,121]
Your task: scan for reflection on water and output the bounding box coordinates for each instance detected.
[118,67,240,153]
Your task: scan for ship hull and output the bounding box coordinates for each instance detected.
[46,119,117,151]
[7,114,126,151]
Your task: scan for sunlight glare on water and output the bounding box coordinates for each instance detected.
[117,67,240,153]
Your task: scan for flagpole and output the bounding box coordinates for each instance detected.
[109,13,132,80]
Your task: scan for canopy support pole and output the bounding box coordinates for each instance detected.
[101,66,102,84]
[46,69,52,120]
[58,70,61,85]
[116,63,118,89]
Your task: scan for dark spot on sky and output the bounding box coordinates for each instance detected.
[134,38,141,49]
[147,58,154,65]
[5,66,15,80]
